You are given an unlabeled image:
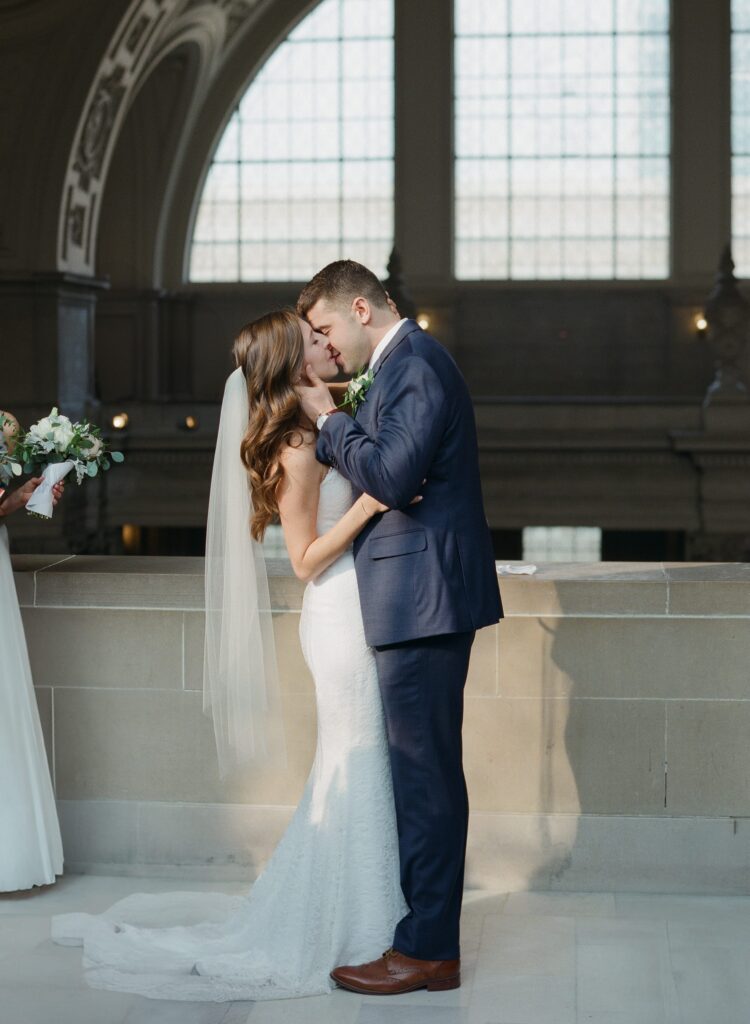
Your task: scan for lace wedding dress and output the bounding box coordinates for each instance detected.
[51,467,406,1001]
[0,436,64,890]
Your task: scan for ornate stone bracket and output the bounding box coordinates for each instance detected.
[702,244,750,422]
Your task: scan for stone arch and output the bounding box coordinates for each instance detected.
[57,0,277,277]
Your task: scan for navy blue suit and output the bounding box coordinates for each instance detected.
[316,319,502,959]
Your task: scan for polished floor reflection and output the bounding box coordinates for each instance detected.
[2,874,749,1023]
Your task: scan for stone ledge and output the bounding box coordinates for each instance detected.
[12,556,750,616]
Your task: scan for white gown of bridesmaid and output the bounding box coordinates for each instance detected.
[0,440,64,891]
[51,467,407,1001]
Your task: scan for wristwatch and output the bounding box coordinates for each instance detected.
[316,408,338,431]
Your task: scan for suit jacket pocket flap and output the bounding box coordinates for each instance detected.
[369,529,427,559]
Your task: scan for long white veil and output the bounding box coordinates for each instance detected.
[203,366,286,778]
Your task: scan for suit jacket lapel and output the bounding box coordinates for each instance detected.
[355,320,418,424]
[371,319,417,378]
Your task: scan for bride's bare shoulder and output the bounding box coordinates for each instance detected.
[276,432,325,486]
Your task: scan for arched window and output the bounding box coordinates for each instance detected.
[190,0,394,282]
[454,0,671,280]
[733,0,750,274]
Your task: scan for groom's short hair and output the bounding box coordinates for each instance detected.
[297,260,390,318]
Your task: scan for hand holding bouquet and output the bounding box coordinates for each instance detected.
[13,408,124,519]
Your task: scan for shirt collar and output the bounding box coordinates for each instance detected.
[368,318,408,373]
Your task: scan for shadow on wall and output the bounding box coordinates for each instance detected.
[526,569,665,892]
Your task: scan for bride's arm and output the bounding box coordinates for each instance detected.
[276,443,384,583]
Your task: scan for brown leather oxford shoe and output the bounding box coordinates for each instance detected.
[330,947,460,995]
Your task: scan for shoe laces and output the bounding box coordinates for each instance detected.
[382,947,398,959]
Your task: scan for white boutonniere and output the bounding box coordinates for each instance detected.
[338,367,375,415]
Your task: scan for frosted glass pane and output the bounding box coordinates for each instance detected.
[736,0,750,30]
[733,5,750,274]
[455,0,670,279]
[523,527,602,563]
[190,0,394,282]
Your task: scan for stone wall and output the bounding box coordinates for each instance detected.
[14,554,750,893]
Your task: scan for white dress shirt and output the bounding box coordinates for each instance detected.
[368,318,408,373]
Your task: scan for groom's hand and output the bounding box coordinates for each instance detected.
[296,365,336,423]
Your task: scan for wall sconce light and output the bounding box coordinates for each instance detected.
[111,412,129,430]
[178,415,199,431]
[695,314,708,337]
[417,314,431,331]
[121,524,140,553]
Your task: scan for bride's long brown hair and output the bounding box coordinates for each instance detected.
[233,309,310,542]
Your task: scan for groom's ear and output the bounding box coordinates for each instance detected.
[352,296,372,324]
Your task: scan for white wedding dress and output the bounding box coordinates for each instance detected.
[51,467,407,1001]
[0,442,64,890]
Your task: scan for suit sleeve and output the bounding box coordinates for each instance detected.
[316,356,448,509]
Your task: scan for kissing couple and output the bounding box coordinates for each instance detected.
[52,259,503,1002]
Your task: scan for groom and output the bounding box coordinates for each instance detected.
[297,260,502,995]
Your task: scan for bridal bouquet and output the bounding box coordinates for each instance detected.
[13,408,124,519]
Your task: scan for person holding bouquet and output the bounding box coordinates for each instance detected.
[0,410,65,891]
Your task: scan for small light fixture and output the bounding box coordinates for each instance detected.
[417,314,430,331]
[695,314,708,335]
[121,524,140,553]
[112,412,129,430]
[178,415,199,431]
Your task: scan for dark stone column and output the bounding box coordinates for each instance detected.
[0,271,109,419]
[0,272,109,553]
[394,0,453,285]
[671,0,732,284]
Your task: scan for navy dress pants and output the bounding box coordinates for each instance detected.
[373,629,475,961]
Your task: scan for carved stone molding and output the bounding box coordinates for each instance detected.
[59,0,182,275]
[57,0,265,277]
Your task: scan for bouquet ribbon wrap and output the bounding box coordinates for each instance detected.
[25,460,75,519]
[496,563,537,575]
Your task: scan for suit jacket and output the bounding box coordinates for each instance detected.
[316,319,502,647]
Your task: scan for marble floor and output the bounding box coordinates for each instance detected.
[1,874,749,1024]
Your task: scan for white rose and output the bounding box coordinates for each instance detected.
[52,421,74,449]
[33,417,53,438]
[86,437,103,458]
[350,380,363,394]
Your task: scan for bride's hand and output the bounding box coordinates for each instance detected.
[360,491,424,516]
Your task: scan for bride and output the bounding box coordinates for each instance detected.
[0,411,65,892]
[51,309,414,1001]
